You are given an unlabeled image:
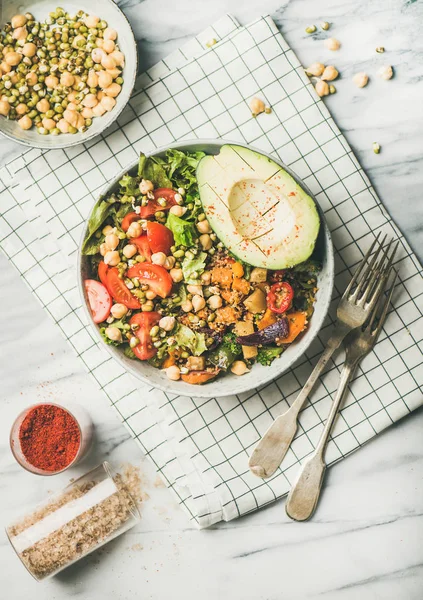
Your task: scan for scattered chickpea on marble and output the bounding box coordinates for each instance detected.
[0,7,125,134]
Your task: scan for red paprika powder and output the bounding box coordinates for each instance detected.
[19,404,81,472]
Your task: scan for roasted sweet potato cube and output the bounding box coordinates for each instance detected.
[215,306,238,324]
[211,267,233,288]
[232,277,250,295]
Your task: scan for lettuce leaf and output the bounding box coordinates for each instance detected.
[181,251,207,284]
[138,152,172,188]
[166,212,197,247]
[82,197,112,255]
[174,325,207,356]
[119,174,140,196]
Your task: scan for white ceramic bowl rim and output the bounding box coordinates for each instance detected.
[78,139,334,398]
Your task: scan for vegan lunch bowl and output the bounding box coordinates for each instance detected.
[79,141,334,398]
[0,1,137,148]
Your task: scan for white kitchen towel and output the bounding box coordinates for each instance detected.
[0,15,422,528]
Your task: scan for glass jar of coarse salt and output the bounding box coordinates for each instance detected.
[6,462,140,580]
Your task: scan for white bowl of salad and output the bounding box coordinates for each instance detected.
[79,140,334,398]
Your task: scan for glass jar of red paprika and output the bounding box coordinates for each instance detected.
[10,402,93,476]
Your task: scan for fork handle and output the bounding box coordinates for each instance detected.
[285,361,356,521]
[249,326,348,479]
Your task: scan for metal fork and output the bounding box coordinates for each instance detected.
[285,268,398,521]
[249,235,399,479]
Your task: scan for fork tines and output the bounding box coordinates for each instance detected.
[366,267,399,337]
[344,235,399,308]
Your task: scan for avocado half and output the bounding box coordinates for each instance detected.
[196,144,320,269]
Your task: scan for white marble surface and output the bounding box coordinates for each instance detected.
[1,0,423,598]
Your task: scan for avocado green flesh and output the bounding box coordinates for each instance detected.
[196,144,320,269]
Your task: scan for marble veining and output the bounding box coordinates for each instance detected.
[1,0,423,598]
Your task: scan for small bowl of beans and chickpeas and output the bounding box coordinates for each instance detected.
[0,1,137,148]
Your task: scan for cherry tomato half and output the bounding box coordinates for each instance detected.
[267,281,294,314]
[98,261,109,287]
[132,234,152,262]
[85,279,112,324]
[147,221,174,255]
[130,312,161,360]
[106,268,141,309]
[140,188,177,219]
[126,263,173,298]
[121,212,140,232]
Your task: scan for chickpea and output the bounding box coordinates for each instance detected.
[170,268,183,283]
[97,90,105,101]
[0,100,10,116]
[159,316,176,331]
[151,252,167,266]
[102,225,114,236]
[98,71,113,89]
[60,71,75,87]
[67,91,78,103]
[81,107,94,119]
[208,295,222,309]
[66,102,78,111]
[145,290,157,300]
[82,93,98,108]
[231,360,249,376]
[101,95,116,111]
[20,42,33,59]
[141,300,154,312]
[127,222,142,238]
[104,250,120,266]
[139,179,154,194]
[92,103,106,117]
[5,52,22,66]
[123,244,137,259]
[36,98,50,113]
[165,365,181,381]
[105,233,119,250]
[25,71,37,86]
[10,73,19,85]
[187,285,203,296]
[11,14,27,28]
[99,242,108,256]
[111,303,128,319]
[85,15,100,28]
[64,108,84,130]
[15,103,28,116]
[103,40,115,54]
[199,234,212,250]
[106,67,121,79]
[169,205,186,217]
[0,61,11,74]
[18,115,32,130]
[105,83,121,98]
[57,118,70,133]
[105,326,122,343]
[192,295,206,312]
[96,37,105,48]
[164,256,175,270]
[13,27,27,41]
[181,300,193,313]
[104,27,117,41]
[45,75,59,89]
[41,117,55,130]
[101,54,116,70]
[87,70,98,88]
[91,48,105,64]
[197,220,212,234]
[110,50,124,67]
[200,271,211,285]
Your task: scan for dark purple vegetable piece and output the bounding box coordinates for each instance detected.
[235,318,289,346]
